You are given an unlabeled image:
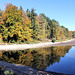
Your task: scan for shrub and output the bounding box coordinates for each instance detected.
[4,70,15,75]
[52,38,56,43]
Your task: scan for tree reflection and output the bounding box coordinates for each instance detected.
[0,46,72,70]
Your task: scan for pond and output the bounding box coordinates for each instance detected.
[0,45,75,74]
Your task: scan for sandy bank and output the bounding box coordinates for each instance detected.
[0,39,75,51]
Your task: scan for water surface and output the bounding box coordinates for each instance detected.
[46,46,75,74]
[0,46,75,74]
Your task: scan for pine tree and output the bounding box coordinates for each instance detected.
[31,8,40,39]
[39,14,47,39]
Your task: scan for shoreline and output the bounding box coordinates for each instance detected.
[0,39,75,51]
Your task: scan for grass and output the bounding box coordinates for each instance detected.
[56,38,72,42]
[4,39,41,45]
[0,38,74,45]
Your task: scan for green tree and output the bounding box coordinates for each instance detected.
[39,14,48,39]
[31,8,40,40]
[26,9,31,18]
[72,31,75,38]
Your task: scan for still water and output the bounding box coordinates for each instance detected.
[0,46,75,74]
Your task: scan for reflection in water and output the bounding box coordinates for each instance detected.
[0,46,72,70]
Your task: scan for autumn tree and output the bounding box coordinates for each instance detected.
[39,14,51,39]
[45,17,51,39]
[0,3,73,43]
[0,9,3,41]
[0,4,32,43]
[0,9,3,32]
[39,14,48,39]
[50,19,59,38]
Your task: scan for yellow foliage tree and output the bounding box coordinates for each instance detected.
[0,3,32,43]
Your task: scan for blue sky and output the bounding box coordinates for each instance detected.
[0,0,75,31]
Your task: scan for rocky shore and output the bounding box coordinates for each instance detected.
[0,61,68,75]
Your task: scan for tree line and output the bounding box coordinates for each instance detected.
[0,3,75,43]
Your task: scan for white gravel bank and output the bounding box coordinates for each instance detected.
[0,39,75,51]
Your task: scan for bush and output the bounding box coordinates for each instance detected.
[52,38,56,43]
[26,41,30,44]
[4,70,15,75]
[9,39,15,43]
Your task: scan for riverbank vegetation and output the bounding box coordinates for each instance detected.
[0,3,75,44]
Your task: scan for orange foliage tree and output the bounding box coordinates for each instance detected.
[0,4,32,43]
